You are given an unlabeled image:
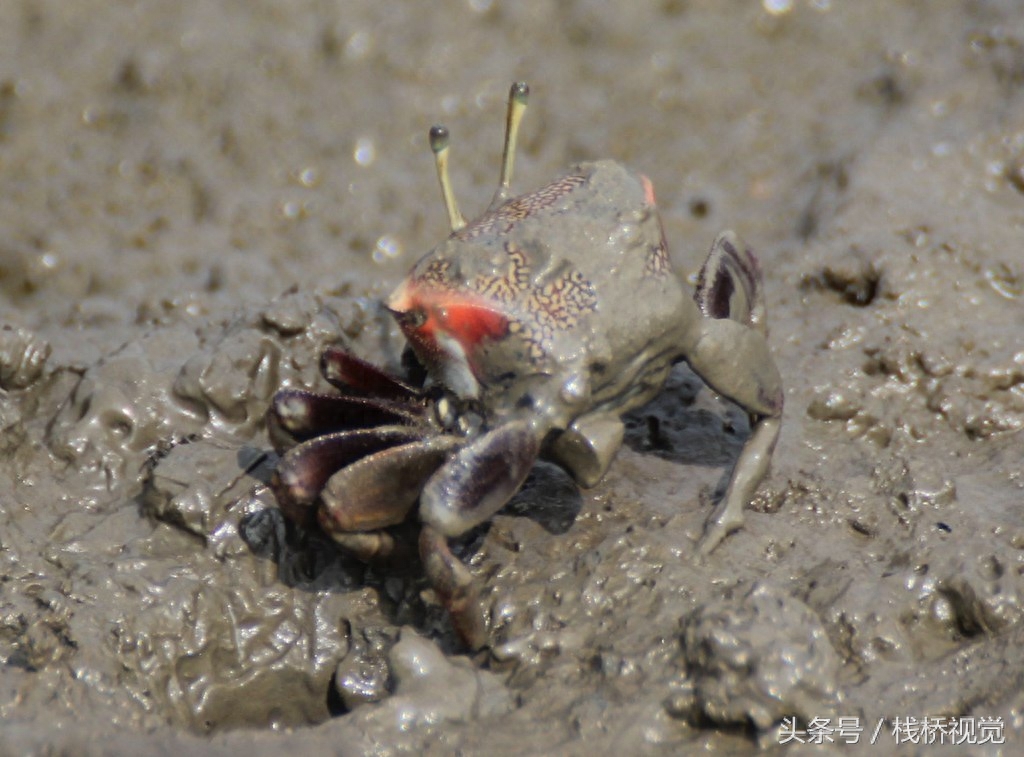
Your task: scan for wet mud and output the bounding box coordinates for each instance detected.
[2,1,1024,754]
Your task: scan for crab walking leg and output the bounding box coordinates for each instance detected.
[272,426,429,525]
[268,389,426,451]
[549,412,626,489]
[420,525,488,649]
[418,420,541,648]
[320,345,424,401]
[419,420,541,536]
[330,523,424,564]
[683,317,783,555]
[332,529,400,562]
[318,434,464,535]
[701,415,780,555]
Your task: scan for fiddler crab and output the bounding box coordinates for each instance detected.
[268,83,783,649]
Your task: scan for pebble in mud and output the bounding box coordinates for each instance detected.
[671,582,840,732]
[333,625,396,711]
[0,325,51,452]
[350,628,512,729]
[0,325,50,390]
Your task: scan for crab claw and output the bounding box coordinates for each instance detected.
[320,345,424,401]
[418,420,540,649]
[272,426,428,526]
[267,388,426,452]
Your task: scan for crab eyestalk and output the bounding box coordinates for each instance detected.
[494,81,530,205]
[429,125,466,233]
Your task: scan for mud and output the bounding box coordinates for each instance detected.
[2,1,1024,754]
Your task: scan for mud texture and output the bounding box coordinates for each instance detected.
[3,1,1024,755]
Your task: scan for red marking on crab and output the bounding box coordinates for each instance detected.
[387,281,510,396]
[640,174,657,206]
[389,283,510,355]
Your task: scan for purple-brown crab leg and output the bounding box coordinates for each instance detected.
[417,420,541,648]
[272,426,428,526]
[267,388,426,451]
[420,524,486,648]
[330,529,405,564]
[320,346,423,401]
[317,433,464,536]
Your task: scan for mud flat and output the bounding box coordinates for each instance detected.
[2,1,1023,754]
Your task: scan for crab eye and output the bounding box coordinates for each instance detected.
[403,308,427,329]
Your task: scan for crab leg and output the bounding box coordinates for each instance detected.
[268,388,426,451]
[272,426,428,525]
[707,414,780,548]
[318,433,464,535]
[420,524,486,649]
[548,412,625,489]
[687,233,783,555]
[418,420,541,649]
[695,231,767,335]
[320,346,424,401]
[331,529,402,563]
[688,324,782,556]
[419,420,540,536]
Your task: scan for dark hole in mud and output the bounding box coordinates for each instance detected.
[848,517,876,537]
[937,583,995,640]
[259,517,376,593]
[689,197,711,218]
[326,677,346,717]
[669,703,760,744]
[1004,158,1024,194]
[799,250,881,307]
[857,70,908,108]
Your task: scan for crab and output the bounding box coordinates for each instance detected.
[268,83,783,649]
